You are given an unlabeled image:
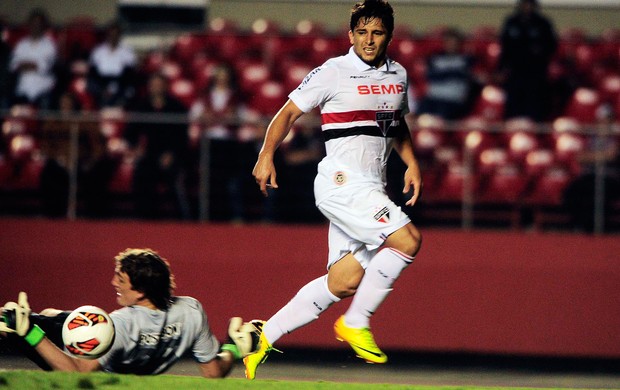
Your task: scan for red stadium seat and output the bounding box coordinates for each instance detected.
[281,61,314,92]
[159,59,184,81]
[524,165,574,230]
[169,78,196,108]
[524,149,555,178]
[562,88,601,123]
[68,76,95,111]
[433,162,479,203]
[142,50,166,74]
[598,73,620,105]
[99,107,126,139]
[412,114,447,161]
[477,147,509,175]
[472,85,505,122]
[236,60,272,95]
[248,80,287,117]
[477,162,528,206]
[171,33,206,63]
[58,16,98,61]
[190,53,220,90]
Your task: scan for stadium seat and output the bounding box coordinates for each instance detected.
[159,59,184,81]
[523,165,574,230]
[477,147,509,176]
[471,85,505,122]
[598,73,620,104]
[562,88,601,123]
[412,114,447,161]
[58,16,98,61]
[68,76,95,111]
[171,33,206,63]
[99,107,126,139]
[105,137,134,194]
[189,53,220,90]
[169,78,196,108]
[141,50,166,75]
[248,80,287,116]
[476,162,528,229]
[524,149,555,178]
[236,60,272,95]
[281,61,314,92]
[433,161,479,203]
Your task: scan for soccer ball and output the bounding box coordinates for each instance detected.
[62,305,115,359]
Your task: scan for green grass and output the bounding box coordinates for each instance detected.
[0,370,593,390]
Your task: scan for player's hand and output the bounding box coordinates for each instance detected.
[1,292,32,336]
[252,153,278,197]
[402,163,423,207]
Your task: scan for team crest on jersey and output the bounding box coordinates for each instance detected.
[376,111,395,136]
[333,171,346,185]
[373,206,390,223]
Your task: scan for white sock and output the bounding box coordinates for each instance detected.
[263,275,340,344]
[344,248,413,329]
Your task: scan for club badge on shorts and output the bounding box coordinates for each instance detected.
[333,171,346,185]
[373,206,390,223]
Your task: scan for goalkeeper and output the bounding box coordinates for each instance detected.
[0,248,262,377]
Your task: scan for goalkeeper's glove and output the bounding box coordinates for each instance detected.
[219,317,264,360]
[1,292,46,347]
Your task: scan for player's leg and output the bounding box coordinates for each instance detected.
[328,189,421,363]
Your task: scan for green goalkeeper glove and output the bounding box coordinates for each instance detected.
[1,292,45,347]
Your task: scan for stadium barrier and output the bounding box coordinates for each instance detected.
[1,109,619,232]
[1,218,618,358]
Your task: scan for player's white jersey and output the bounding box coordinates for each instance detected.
[98,296,219,375]
[289,47,410,205]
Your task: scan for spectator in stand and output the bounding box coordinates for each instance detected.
[497,0,557,122]
[279,116,325,223]
[125,73,190,219]
[8,8,58,109]
[0,20,11,110]
[189,63,251,222]
[416,28,479,121]
[563,106,620,232]
[39,92,105,217]
[87,21,137,108]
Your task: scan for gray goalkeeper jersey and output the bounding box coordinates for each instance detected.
[97,296,220,374]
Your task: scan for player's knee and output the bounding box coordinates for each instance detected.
[388,225,422,257]
[327,274,361,299]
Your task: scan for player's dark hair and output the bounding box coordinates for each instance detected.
[350,0,394,38]
[115,248,176,310]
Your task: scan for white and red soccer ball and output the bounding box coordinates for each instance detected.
[62,305,115,359]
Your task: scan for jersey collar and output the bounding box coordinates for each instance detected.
[346,47,392,72]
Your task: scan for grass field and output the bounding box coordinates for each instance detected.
[0,370,604,390]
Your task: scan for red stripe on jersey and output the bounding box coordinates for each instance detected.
[322,110,376,124]
[322,110,401,125]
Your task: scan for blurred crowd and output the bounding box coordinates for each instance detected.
[0,1,619,230]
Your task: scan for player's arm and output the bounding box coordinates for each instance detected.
[197,354,233,378]
[253,99,305,196]
[35,337,102,372]
[1,292,101,372]
[393,114,422,206]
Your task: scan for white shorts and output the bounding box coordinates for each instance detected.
[317,186,411,270]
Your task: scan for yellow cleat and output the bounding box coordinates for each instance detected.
[243,332,280,380]
[334,315,387,364]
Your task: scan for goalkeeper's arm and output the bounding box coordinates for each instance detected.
[1,292,101,372]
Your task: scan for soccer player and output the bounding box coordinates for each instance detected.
[1,248,261,378]
[247,0,422,380]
